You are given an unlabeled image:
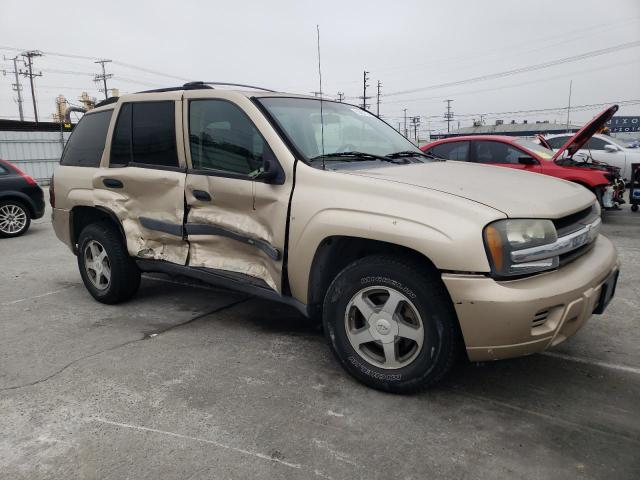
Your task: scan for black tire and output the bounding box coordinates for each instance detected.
[77,221,141,304]
[0,199,31,238]
[323,255,459,394]
[632,204,639,212]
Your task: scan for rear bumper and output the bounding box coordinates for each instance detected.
[51,207,74,252]
[442,235,618,362]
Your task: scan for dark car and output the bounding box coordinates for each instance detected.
[0,159,45,237]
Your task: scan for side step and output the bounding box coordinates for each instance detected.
[136,259,308,317]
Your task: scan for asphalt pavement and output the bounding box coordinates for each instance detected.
[1,195,639,479]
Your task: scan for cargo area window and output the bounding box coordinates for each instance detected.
[61,110,113,167]
[188,99,272,176]
[110,101,178,168]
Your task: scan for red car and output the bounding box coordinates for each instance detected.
[421,106,618,202]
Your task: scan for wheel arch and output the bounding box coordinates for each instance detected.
[70,205,126,254]
[0,191,37,217]
[306,235,443,322]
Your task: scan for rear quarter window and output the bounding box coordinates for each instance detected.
[60,110,113,167]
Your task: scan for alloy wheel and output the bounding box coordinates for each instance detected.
[0,204,27,235]
[344,286,425,369]
[83,240,111,290]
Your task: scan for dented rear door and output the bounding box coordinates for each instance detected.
[94,93,189,265]
[182,91,295,293]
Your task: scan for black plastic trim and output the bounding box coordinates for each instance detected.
[185,223,280,261]
[139,217,183,237]
[136,259,308,316]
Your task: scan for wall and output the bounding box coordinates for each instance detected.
[0,130,71,184]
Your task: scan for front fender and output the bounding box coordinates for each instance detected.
[287,208,493,303]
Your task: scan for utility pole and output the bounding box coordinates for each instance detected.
[359,70,371,110]
[2,56,25,121]
[565,79,573,133]
[403,108,408,138]
[19,50,43,123]
[444,99,454,133]
[336,92,345,102]
[411,116,421,141]
[376,80,382,117]
[94,59,113,100]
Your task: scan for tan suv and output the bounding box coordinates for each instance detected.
[51,82,619,393]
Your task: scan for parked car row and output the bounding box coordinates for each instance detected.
[421,106,627,208]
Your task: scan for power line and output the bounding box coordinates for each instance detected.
[386,40,640,97]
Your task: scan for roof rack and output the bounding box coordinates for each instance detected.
[136,81,276,95]
[185,81,276,92]
[94,96,119,108]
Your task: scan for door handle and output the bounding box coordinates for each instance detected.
[103,178,123,189]
[193,189,212,201]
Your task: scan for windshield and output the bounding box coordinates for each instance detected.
[257,97,422,163]
[515,138,555,160]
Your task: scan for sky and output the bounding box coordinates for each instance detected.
[1,0,639,136]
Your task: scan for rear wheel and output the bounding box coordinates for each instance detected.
[77,222,141,304]
[323,255,459,393]
[0,200,31,238]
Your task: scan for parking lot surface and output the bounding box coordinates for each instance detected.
[1,197,639,480]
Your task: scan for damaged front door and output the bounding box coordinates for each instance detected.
[95,94,188,265]
[182,93,292,292]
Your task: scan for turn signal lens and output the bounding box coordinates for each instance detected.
[484,225,504,271]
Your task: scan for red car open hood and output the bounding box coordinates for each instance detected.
[551,105,619,161]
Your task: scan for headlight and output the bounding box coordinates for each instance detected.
[483,219,558,278]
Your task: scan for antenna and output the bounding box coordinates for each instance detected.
[316,24,325,170]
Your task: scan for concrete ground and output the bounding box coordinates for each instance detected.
[1,195,639,480]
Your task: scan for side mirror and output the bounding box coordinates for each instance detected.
[252,159,278,182]
[604,144,618,153]
[518,156,537,165]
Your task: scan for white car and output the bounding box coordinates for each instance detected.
[543,133,639,181]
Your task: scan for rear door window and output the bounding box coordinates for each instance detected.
[61,110,113,167]
[110,101,179,168]
[427,141,470,161]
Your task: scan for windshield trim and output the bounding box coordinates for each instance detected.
[252,96,422,166]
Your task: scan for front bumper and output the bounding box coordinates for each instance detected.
[442,235,618,362]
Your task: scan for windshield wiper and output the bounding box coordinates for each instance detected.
[309,151,404,164]
[386,150,445,161]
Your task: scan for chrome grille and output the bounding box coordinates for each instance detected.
[511,205,601,266]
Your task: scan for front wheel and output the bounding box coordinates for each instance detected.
[77,222,141,304]
[323,255,459,393]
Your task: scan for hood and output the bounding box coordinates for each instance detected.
[347,161,595,219]
[551,105,619,161]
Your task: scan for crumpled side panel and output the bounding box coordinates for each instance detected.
[93,167,189,265]
[188,236,279,291]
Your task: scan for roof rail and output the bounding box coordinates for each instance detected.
[136,83,213,94]
[184,81,276,92]
[94,97,119,108]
